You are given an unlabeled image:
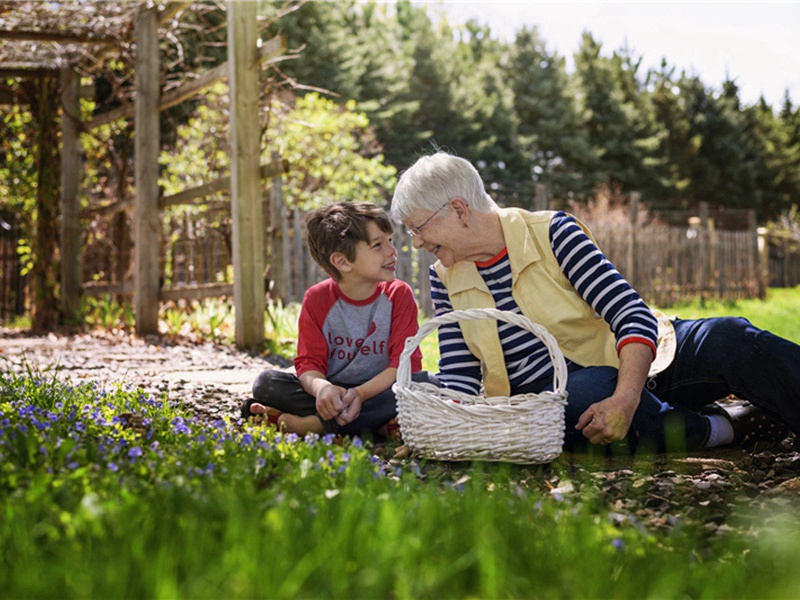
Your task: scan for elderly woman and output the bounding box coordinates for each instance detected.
[391,151,798,452]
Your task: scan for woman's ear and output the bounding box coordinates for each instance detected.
[451,197,470,226]
[330,252,352,274]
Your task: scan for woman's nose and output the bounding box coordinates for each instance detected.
[411,236,425,249]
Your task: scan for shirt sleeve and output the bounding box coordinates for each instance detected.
[386,280,423,372]
[294,285,333,377]
[430,266,483,394]
[548,211,658,357]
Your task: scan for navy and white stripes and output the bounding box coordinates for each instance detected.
[430,211,658,395]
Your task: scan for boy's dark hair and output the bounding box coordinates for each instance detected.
[306,202,393,280]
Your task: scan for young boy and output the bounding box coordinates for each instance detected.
[242,201,433,438]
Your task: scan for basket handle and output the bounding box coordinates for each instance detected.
[397,308,568,396]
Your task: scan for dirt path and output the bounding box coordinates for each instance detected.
[0,327,285,422]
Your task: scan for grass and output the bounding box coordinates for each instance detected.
[3,364,800,598]
[3,289,800,598]
[659,286,800,343]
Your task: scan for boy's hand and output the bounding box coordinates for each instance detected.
[337,388,364,426]
[316,384,346,421]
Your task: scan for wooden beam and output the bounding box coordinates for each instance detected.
[0,30,118,45]
[159,61,228,111]
[88,103,134,129]
[160,282,233,301]
[160,159,287,208]
[134,6,162,335]
[82,281,134,297]
[87,34,286,129]
[158,1,194,24]
[228,0,265,348]
[0,66,60,78]
[258,35,286,63]
[60,66,83,322]
[80,198,134,220]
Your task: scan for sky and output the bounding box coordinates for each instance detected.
[414,1,800,108]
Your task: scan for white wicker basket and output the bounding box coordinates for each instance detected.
[393,308,568,464]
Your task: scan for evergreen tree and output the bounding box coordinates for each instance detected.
[572,33,663,197]
[646,62,700,210]
[507,26,595,201]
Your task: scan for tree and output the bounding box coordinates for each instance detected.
[506,26,595,201]
[572,34,664,198]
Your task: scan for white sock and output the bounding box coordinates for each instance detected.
[705,414,734,448]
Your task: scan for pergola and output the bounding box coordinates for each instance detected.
[0,0,285,348]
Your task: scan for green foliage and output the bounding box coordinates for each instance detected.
[81,295,135,331]
[264,299,301,357]
[3,367,800,598]
[266,93,397,210]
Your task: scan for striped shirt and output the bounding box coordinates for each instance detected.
[430,211,658,394]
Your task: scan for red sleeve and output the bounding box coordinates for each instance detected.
[294,281,336,377]
[386,280,423,372]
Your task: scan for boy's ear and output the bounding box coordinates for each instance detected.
[329,252,352,274]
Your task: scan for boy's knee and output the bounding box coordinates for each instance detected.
[252,369,287,400]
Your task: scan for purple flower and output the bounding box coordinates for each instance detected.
[108,462,119,472]
[241,433,253,446]
[128,446,143,459]
[612,538,625,551]
[171,417,191,435]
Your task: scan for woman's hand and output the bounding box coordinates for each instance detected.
[575,393,638,445]
[577,342,653,444]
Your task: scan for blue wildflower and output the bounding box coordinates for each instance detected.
[128,447,143,459]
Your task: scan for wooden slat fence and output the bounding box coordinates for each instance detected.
[0,211,26,321]
[586,220,763,306]
[8,199,800,324]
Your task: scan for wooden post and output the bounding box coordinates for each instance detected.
[228,0,265,347]
[293,206,305,302]
[134,6,161,334]
[756,228,771,290]
[269,151,285,301]
[534,183,547,211]
[60,66,82,323]
[626,192,639,287]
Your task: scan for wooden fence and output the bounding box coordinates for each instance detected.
[6,199,800,323]
[0,212,26,321]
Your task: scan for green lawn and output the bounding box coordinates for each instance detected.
[3,288,800,598]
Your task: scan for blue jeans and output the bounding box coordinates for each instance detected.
[516,316,800,453]
[252,369,439,437]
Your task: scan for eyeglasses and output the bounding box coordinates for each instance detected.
[406,202,449,238]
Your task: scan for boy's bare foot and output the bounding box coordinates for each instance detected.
[249,402,282,420]
[277,413,325,436]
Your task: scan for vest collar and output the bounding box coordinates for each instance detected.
[438,208,546,294]
[497,208,543,279]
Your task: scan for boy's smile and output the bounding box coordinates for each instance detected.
[336,221,397,300]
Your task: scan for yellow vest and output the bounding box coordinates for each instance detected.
[433,208,674,396]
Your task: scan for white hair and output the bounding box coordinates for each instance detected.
[390,152,498,222]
